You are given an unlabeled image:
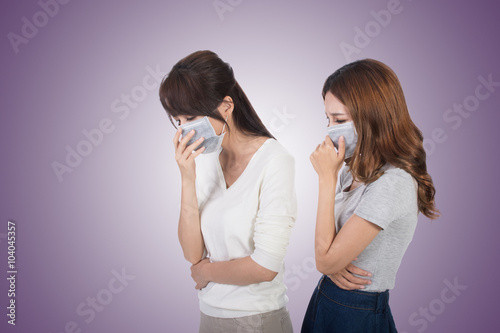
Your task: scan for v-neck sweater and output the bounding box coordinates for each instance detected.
[194,138,297,318]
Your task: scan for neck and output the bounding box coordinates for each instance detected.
[221,129,268,159]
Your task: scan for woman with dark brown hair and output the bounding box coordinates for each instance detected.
[301,59,439,332]
[160,50,295,332]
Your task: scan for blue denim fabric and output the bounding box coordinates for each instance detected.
[301,275,397,333]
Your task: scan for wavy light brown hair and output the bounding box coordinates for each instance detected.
[323,59,439,219]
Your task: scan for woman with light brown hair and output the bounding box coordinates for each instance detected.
[301,59,439,332]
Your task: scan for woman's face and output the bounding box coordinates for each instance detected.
[173,115,225,136]
[324,92,352,127]
[173,116,224,135]
[173,99,231,134]
[173,115,203,128]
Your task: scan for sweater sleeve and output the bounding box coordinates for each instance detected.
[250,153,297,272]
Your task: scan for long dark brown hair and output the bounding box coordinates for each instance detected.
[159,50,274,139]
[323,59,439,219]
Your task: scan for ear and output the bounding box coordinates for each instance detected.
[219,96,234,118]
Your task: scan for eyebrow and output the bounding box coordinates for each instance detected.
[326,112,347,116]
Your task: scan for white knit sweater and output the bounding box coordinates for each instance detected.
[194,138,297,318]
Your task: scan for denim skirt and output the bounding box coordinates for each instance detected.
[301,275,397,333]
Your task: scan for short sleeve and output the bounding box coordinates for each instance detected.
[250,153,297,272]
[354,169,417,230]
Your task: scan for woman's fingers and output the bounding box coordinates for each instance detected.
[340,269,370,288]
[179,129,196,147]
[345,263,372,277]
[310,145,320,163]
[341,271,371,286]
[337,135,346,158]
[186,140,206,160]
[322,136,339,156]
[173,128,182,149]
[329,264,373,290]
[328,275,347,289]
[190,146,206,159]
[330,273,358,290]
[175,129,196,159]
[322,135,345,159]
[340,265,372,286]
[324,135,334,147]
[181,137,205,160]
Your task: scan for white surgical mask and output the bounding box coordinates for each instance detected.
[180,116,227,154]
[327,121,358,158]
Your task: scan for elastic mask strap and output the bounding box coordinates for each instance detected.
[220,115,229,135]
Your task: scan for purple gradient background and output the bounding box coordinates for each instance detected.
[1,0,499,332]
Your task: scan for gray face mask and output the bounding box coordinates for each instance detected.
[327,121,358,158]
[180,116,226,154]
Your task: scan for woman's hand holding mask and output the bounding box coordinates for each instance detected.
[310,135,345,181]
[173,128,205,181]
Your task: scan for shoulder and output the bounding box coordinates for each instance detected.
[253,139,296,188]
[259,138,295,168]
[257,139,297,199]
[355,164,418,227]
[264,139,294,159]
[364,164,417,201]
[376,165,416,190]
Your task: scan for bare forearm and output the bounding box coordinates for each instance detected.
[315,177,337,258]
[317,214,382,276]
[178,177,204,264]
[317,242,350,276]
[203,256,277,285]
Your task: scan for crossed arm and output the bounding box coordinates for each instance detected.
[314,177,381,276]
[177,130,376,290]
[178,159,278,289]
[311,136,380,287]
[176,131,293,289]
[181,173,376,290]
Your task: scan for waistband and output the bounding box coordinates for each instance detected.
[317,275,390,313]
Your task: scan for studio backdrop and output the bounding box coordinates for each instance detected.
[1,0,498,332]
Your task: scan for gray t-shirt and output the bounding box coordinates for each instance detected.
[335,163,419,292]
